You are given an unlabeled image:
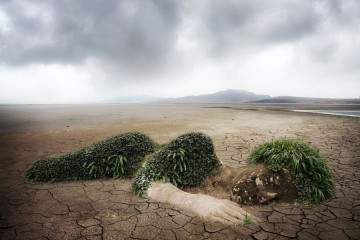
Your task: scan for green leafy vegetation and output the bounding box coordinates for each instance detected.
[243,214,253,225]
[105,154,128,178]
[83,154,128,179]
[26,132,155,183]
[132,132,221,196]
[247,139,334,203]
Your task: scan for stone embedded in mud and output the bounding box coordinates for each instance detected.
[230,165,296,205]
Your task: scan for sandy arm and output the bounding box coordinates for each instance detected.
[147,182,253,225]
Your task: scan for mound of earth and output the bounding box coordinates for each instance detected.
[230,164,296,204]
[185,165,297,205]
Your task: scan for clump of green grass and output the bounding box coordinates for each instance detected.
[26,132,155,183]
[243,214,253,225]
[83,154,128,179]
[132,132,221,196]
[247,139,334,203]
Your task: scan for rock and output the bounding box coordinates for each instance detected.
[231,165,296,205]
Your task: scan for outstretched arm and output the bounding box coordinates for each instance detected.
[147,182,254,225]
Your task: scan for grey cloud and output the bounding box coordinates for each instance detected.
[195,0,322,56]
[0,0,180,69]
[322,0,359,24]
[0,0,359,80]
[260,3,320,42]
[189,0,360,74]
[298,0,360,71]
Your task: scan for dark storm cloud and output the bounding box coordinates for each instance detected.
[0,0,359,73]
[0,0,180,69]
[190,0,360,70]
[192,0,323,56]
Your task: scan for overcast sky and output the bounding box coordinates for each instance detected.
[0,0,359,103]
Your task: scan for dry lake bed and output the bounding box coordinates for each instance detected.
[0,103,359,239]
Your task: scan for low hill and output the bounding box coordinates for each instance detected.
[160,89,271,103]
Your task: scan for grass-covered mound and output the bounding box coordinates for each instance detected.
[132,132,221,196]
[26,132,155,183]
[247,139,334,203]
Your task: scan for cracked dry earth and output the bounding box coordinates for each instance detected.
[0,104,359,239]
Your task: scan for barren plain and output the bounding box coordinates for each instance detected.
[0,103,359,239]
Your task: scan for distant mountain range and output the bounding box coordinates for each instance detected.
[160,89,270,103]
[104,89,360,104]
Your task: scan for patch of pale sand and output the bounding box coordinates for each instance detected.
[147,182,253,225]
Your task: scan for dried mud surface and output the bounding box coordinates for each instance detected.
[0,104,359,240]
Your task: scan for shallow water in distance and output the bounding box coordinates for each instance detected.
[294,110,360,117]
